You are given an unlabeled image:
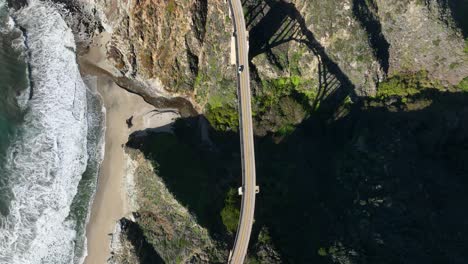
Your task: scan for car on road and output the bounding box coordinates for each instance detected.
[238,65,244,73]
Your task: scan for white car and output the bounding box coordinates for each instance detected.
[238,65,244,73]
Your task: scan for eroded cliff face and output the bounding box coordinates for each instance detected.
[109,148,226,263]
[47,0,467,262]
[96,0,235,108]
[248,0,467,96]
[256,0,382,95]
[81,0,467,136]
[373,0,466,84]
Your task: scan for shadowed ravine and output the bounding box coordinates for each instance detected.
[127,90,468,263]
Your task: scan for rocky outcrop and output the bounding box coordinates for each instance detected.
[47,0,468,262]
[250,0,382,95]
[94,0,466,131]
[373,0,466,85]
[45,0,104,48]
[111,147,226,263]
[95,0,235,107]
[250,228,282,264]
[53,0,466,134]
[109,217,165,264]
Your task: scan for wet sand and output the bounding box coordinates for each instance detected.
[80,33,179,264]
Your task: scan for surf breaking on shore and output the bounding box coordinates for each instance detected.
[0,1,104,263]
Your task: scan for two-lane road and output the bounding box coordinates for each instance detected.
[227,0,257,263]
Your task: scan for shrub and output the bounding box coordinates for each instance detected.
[220,188,240,233]
[166,0,176,13]
[257,227,273,244]
[257,76,309,112]
[206,104,238,131]
[376,71,443,99]
[464,38,468,54]
[318,247,328,256]
[276,124,295,136]
[458,77,468,92]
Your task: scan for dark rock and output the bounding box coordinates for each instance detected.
[7,0,27,9]
[126,116,134,128]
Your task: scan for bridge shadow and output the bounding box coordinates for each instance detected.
[244,0,357,119]
[246,0,300,58]
[352,0,390,74]
[126,90,468,263]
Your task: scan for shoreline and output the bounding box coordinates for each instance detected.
[79,33,179,264]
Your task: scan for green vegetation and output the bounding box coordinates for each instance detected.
[204,73,318,134]
[220,188,240,233]
[450,62,460,69]
[194,72,210,105]
[457,77,468,92]
[276,124,295,136]
[291,75,301,86]
[193,72,205,89]
[376,71,443,99]
[377,77,420,98]
[249,75,319,134]
[246,257,261,264]
[256,76,316,113]
[289,50,305,76]
[318,247,328,257]
[166,0,176,13]
[464,38,468,54]
[257,227,273,244]
[202,75,238,131]
[206,102,238,131]
[128,86,468,262]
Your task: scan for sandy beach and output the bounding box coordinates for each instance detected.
[80,34,179,264]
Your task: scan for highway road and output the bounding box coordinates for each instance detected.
[227,0,257,263]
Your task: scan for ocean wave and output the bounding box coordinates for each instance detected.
[0,1,90,263]
[70,77,106,264]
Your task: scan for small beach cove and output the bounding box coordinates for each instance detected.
[78,33,180,264]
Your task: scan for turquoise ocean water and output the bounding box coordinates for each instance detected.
[0,0,29,217]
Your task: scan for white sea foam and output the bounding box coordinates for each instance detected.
[74,77,107,264]
[0,15,14,33]
[0,0,90,263]
[0,0,5,15]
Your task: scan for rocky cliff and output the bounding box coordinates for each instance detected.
[108,148,225,263]
[90,0,235,116]
[42,0,468,262]
[72,0,467,135]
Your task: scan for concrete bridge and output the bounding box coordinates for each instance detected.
[227,0,258,262]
